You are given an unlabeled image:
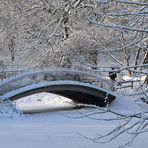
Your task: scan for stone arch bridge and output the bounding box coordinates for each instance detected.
[0,68,116,107]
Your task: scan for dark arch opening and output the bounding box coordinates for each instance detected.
[7,82,116,107]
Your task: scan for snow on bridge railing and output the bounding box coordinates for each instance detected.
[0,68,114,96]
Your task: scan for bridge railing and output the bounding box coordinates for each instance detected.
[0,65,146,97]
[0,65,41,80]
[0,68,114,96]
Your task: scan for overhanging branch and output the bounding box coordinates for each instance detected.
[88,18,148,33]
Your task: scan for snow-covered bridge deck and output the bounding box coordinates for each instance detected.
[0,68,116,107]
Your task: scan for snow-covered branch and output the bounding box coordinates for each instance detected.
[88,18,148,33]
[117,0,148,6]
[94,11,148,17]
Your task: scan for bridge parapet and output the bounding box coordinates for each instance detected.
[0,68,113,97]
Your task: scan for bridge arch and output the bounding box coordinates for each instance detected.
[1,80,115,107]
[0,68,115,107]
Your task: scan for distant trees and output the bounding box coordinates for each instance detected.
[0,0,147,86]
[0,0,147,71]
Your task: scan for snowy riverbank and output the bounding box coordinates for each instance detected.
[0,92,148,148]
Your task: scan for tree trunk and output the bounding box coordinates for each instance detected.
[125,49,132,76]
[143,51,148,85]
[134,48,141,70]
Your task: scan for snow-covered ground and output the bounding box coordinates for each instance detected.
[0,111,148,148]
[0,92,148,148]
[15,93,76,114]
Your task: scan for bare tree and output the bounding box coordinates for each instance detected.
[87,0,148,74]
[0,0,147,69]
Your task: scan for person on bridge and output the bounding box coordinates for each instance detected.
[109,67,117,91]
[109,67,117,81]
